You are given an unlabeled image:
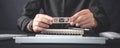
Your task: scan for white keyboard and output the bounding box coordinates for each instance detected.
[14,34,107,44]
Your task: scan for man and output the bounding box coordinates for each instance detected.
[17,0,110,33]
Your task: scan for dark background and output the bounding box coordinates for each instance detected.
[0,0,28,33]
[0,0,120,34]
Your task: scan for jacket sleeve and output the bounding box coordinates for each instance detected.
[17,0,43,32]
[89,0,110,32]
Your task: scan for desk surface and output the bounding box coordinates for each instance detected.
[0,39,120,48]
[0,34,120,48]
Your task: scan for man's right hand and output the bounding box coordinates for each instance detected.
[32,14,53,32]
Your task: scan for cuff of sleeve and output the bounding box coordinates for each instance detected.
[27,20,34,32]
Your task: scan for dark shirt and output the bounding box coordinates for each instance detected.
[17,0,110,33]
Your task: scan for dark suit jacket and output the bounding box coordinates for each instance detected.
[17,0,110,33]
[108,0,120,32]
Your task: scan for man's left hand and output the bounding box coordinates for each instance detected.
[70,9,97,28]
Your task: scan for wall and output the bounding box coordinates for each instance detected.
[0,0,28,33]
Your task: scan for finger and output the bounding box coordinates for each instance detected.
[72,16,82,26]
[43,15,53,21]
[80,23,93,28]
[70,9,89,24]
[78,9,89,15]
[76,18,90,27]
[37,14,53,21]
[80,24,92,28]
[73,15,89,26]
[76,15,90,25]
[37,22,49,28]
[36,15,53,25]
[73,9,88,18]
[40,18,52,24]
[70,10,84,22]
[70,14,79,22]
[33,26,46,32]
[74,15,83,24]
[70,12,80,25]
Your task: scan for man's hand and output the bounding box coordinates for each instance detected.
[70,9,97,28]
[32,14,53,32]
